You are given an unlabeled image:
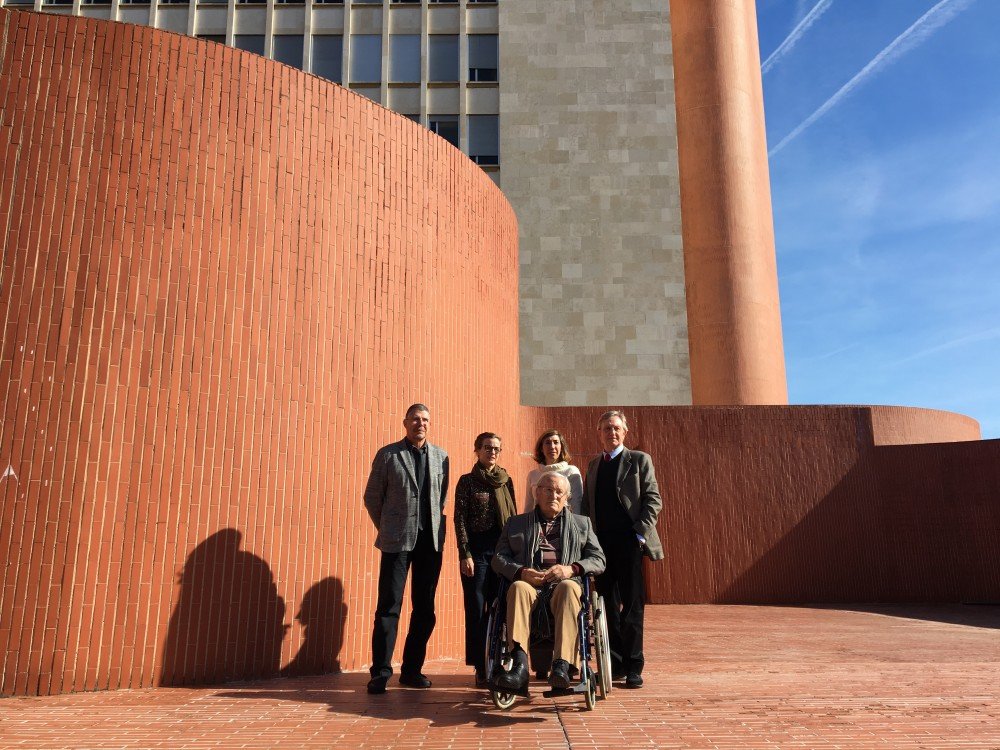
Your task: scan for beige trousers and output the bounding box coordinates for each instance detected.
[506,579,582,664]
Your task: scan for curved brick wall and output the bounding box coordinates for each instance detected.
[542,406,998,605]
[3,10,998,699]
[0,10,520,695]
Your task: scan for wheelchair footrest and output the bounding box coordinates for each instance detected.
[541,681,589,698]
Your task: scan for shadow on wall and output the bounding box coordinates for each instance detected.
[281,577,348,677]
[160,529,288,686]
[721,440,1000,607]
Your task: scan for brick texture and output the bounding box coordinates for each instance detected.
[0,10,522,696]
[2,10,999,700]
[543,406,999,604]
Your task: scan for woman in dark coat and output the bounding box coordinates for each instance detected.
[454,431,517,686]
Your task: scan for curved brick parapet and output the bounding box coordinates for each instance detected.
[0,9,518,695]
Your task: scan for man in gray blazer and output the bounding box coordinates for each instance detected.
[581,410,662,689]
[491,472,605,692]
[363,403,450,694]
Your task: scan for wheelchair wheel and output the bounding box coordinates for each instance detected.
[486,609,517,710]
[584,671,597,711]
[591,592,613,698]
[491,687,517,710]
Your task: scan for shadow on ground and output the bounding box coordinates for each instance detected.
[215,672,566,728]
[813,603,1000,630]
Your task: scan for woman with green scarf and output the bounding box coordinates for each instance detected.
[454,431,517,687]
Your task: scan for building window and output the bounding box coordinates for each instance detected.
[197,0,227,4]
[43,0,74,4]
[234,35,266,56]
[197,35,227,44]
[353,0,381,4]
[468,114,498,164]
[389,35,420,83]
[429,115,459,149]
[391,0,421,3]
[312,35,343,83]
[468,34,498,82]
[273,36,304,69]
[236,0,266,5]
[402,113,421,123]
[350,34,382,83]
[428,35,458,83]
[314,0,344,4]
[6,0,36,5]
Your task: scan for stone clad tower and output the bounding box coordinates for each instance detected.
[503,0,788,406]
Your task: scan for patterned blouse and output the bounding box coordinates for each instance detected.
[454,472,516,559]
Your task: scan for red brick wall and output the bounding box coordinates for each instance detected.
[2,11,998,699]
[544,406,998,605]
[0,10,523,695]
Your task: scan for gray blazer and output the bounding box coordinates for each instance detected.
[492,510,606,582]
[582,448,664,560]
[363,439,450,553]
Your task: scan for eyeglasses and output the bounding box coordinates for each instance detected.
[480,446,502,453]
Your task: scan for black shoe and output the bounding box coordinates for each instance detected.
[366,676,388,694]
[548,659,572,690]
[399,672,432,688]
[496,648,528,692]
[625,672,643,689]
[475,669,489,688]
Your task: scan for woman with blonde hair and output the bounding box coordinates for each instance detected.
[524,429,583,514]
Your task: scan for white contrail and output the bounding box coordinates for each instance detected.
[769,0,977,157]
[761,0,834,75]
[890,326,1000,366]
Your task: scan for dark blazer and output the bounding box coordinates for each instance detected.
[492,510,606,582]
[582,448,664,560]
[363,439,450,553]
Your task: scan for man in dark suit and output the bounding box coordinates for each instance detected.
[491,472,605,691]
[581,410,662,689]
[363,403,450,694]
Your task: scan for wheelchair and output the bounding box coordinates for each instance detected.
[484,574,612,711]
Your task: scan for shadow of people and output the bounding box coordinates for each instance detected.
[215,672,552,728]
[160,528,288,686]
[281,577,348,677]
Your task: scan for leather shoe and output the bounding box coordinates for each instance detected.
[475,670,489,688]
[366,676,388,694]
[399,672,432,688]
[495,648,528,692]
[548,659,572,689]
[625,672,643,689]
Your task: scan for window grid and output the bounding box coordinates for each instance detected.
[26,0,499,171]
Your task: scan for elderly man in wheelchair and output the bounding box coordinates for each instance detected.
[490,472,606,694]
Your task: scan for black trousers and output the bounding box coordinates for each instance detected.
[595,534,645,674]
[370,527,443,679]
[460,528,500,674]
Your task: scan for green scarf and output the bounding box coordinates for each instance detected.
[471,462,516,529]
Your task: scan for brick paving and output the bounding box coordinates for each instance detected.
[2,605,999,749]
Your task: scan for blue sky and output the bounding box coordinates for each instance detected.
[756,0,1000,438]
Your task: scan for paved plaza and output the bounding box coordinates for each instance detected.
[2,605,999,749]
